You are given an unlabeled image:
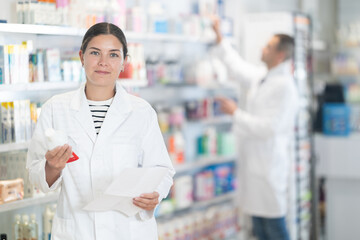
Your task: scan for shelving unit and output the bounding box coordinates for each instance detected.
[137,85,237,104]
[0,18,239,238]
[0,82,81,102]
[174,155,235,173]
[0,193,59,213]
[0,23,215,43]
[186,115,233,125]
[0,190,236,216]
[0,141,29,152]
[0,80,149,102]
[157,191,236,220]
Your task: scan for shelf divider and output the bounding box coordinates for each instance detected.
[0,193,59,213]
[174,155,236,173]
[0,141,29,153]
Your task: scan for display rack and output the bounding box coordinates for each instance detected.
[137,85,236,104]
[293,13,314,240]
[0,82,81,102]
[174,155,235,173]
[0,155,235,214]
[0,23,215,43]
[0,193,59,213]
[157,191,236,220]
[186,115,232,125]
[0,21,239,238]
[0,141,29,152]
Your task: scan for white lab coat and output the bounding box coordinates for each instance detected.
[212,40,299,217]
[26,82,175,239]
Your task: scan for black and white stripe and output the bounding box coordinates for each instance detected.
[87,98,113,134]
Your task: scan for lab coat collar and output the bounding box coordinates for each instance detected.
[70,82,133,143]
[266,60,292,78]
[70,82,132,112]
[95,82,133,144]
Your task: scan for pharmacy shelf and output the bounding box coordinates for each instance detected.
[157,191,237,220]
[194,191,237,209]
[0,81,82,102]
[0,193,59,213]
[118,79,148,88]
[186,115,233,125]
[138,85,237,103]
[174,155,236,173]
[0,81,81,92]
[0,23,86,36]
[0,23,214,43]
[126,31,213,43]
[0,141,29,153]
[0,79,150,102]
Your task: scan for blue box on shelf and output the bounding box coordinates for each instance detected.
[154,20,168,33]
[323,103,350,136]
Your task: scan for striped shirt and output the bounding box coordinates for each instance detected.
[88,98,114,134]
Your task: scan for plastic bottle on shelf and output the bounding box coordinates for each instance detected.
[173,175,193,209]
[29,214,39,240]
[119,43,135,79]
[43,204,56,240]
[183,216,194,240]
[13,214,22,240]
[157,108,170,134]
[161,222,174,240]
[169,127,185,164]
[168,106,185,164]
[21,214,31,240]
[205,127,217,156]
[173,219,185,240]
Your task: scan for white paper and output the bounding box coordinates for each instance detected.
[83,167,168,216]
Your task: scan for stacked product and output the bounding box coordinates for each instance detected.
[0,101,39,144]
[0,44,83,85]
[157,204,240,240]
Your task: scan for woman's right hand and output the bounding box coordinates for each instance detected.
[45,144,72,172]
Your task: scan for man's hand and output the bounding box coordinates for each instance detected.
[133,192,160,211]
[216,97,237,115]
[211,15,222,44]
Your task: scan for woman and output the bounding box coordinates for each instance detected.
[26,22,175,239]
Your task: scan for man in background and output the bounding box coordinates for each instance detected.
[212,17,299,240]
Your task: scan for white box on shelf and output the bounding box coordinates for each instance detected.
[13,101,23,143]
[315,133,360,179]
[44,49,61,82]
[1,102,12,143]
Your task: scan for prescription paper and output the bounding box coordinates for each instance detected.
[83,167,168,216]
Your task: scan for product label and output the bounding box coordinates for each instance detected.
[67,152,79,163]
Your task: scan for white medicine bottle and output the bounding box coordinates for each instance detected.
[21,214,30,240]
[13,214,22,240]
[29,214,38,240]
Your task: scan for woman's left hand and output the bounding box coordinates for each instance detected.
[133,192,160,211]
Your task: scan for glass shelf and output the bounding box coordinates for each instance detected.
[174,155,235,173]
[0,193,59,213]
[0,23,214,43]
[156,191,237,220]
[0,141,29,153]
[186,115,233,126]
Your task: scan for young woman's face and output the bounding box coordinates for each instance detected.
[80,34,125,88]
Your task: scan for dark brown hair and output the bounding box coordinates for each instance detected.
[274,34,294,60]
[80,22,128,60]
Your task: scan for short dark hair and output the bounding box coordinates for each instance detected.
[274,34,294,60]
[80,22,128,60]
